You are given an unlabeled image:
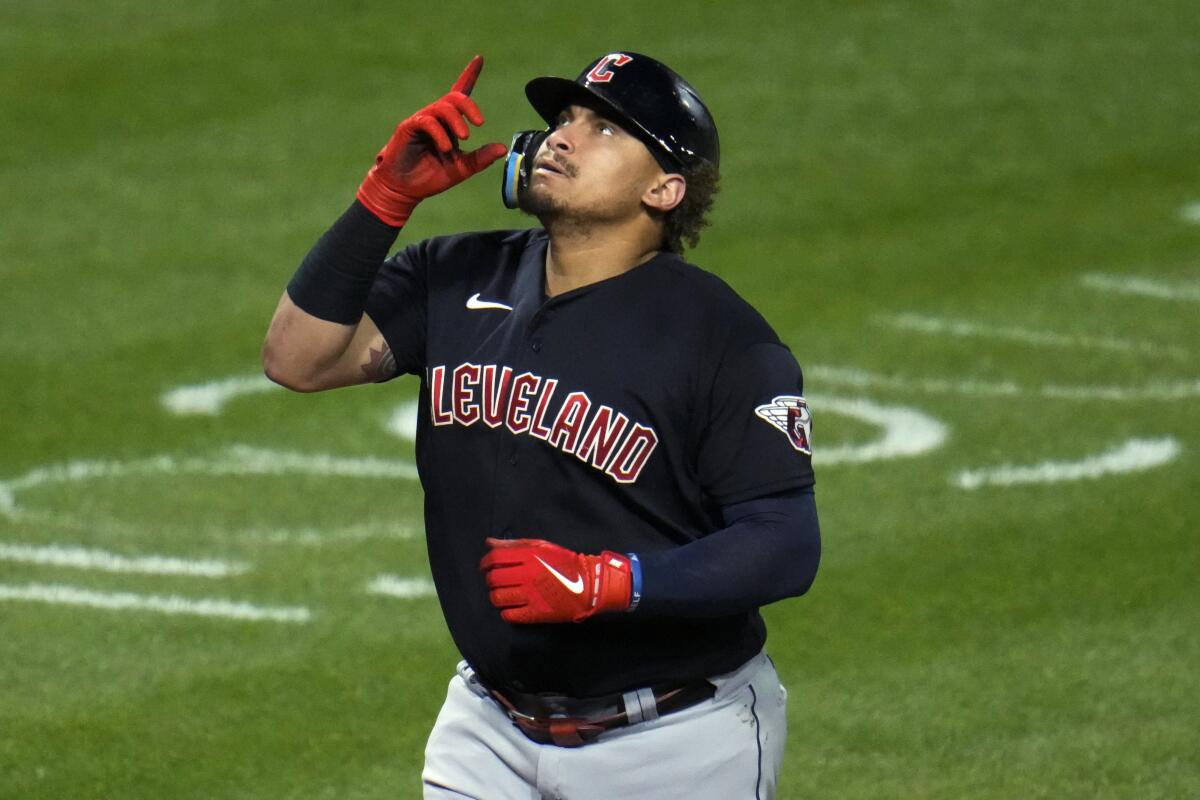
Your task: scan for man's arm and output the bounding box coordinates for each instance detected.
[478,489,820,623]
[261,55,505,393]
[629,489,820,617]
[262,291,395,392]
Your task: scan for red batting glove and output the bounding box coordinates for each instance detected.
[480,537,633,624]
[356,55,508,227]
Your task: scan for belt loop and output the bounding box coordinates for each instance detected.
[636,687,659,721]
[621,687,659,724]
[622,690,643,724]
[456,661,491,700]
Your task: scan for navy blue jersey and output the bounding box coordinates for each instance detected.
[365,228,814,696]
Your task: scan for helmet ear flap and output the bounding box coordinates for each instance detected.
[501,130,550,209]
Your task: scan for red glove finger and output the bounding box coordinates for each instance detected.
[425,100,472,142]
[356,55,503,227]
[411,113,453,154]
[451,55,483,95]
[479,538,528,571]
[486,587,526,609]
[482,564,524,588]
[485,537,544,548]
[444,91,486,127]
[501,606,543,625]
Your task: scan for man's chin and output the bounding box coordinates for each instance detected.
[516,187,563,219]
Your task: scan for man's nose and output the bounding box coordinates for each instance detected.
[545,124,575,154]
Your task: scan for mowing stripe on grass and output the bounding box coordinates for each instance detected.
[877,312,1187,360]
[367,575,436,599]
[0,582,311,622]
[0,542,248,577]
[1178,202,1200,224]
[1080,273,1200,302]
[161,374,278,415]
[808,365,1200,402]
[952,437,1180,489]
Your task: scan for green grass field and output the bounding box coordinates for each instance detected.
[2,1,1199,797]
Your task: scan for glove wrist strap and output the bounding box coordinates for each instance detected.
[594,551,634,615]
[356,169,420,228]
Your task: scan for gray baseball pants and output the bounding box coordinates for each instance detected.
[422,650,788,799]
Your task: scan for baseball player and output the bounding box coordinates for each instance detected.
[263,52,820,799]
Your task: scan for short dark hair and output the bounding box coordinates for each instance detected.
[661,160,720,254]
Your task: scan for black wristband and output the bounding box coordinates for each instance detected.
[286,200,401,324]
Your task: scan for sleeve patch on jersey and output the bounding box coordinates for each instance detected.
[754,396,812,455]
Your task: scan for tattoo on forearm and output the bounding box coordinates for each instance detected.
[362,344,399,382]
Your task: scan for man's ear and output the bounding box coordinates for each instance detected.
[643,174,686,213]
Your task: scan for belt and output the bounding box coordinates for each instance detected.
[486,679,717,748]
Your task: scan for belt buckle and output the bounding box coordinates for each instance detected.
[492,691,613,748]
[507,711,604,748]
[546,717,605,747]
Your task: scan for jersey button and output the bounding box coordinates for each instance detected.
[508,452,519,465]
[530,339,542,353]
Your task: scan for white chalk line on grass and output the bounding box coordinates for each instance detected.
[877,312,1188,360]
[161,374,278,415]
[0,507,418,547]
[223,523,421,546]
[808,394,947,465]
[367,575,436,599]
[0,582,311,623]
[1081,273,1200,303]
[0,542,248,577]
[385,401,420,442]
[952,437,1180,490]
[808,365,1021,398]
[0,445,419,521]
[1038,382,1200,401]
[216,445,421,480]
[808,365,1200,402]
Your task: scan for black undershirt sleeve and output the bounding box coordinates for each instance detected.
[286,200,401,324]
[633,488,821,617]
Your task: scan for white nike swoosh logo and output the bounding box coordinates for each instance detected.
[466,292,513,312]
[535,556,585,594]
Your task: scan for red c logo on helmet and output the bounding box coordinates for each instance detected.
[586,53,633,84]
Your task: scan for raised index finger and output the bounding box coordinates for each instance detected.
[451,55,484,96]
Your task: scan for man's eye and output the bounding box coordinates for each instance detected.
[598,123,614,135]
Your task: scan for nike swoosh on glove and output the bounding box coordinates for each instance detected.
[479,537,633,624]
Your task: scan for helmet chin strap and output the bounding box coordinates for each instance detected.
[501,130,550,209]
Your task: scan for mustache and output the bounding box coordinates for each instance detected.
[542,154,578,178]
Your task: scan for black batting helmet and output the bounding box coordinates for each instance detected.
[524,52,720,172]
